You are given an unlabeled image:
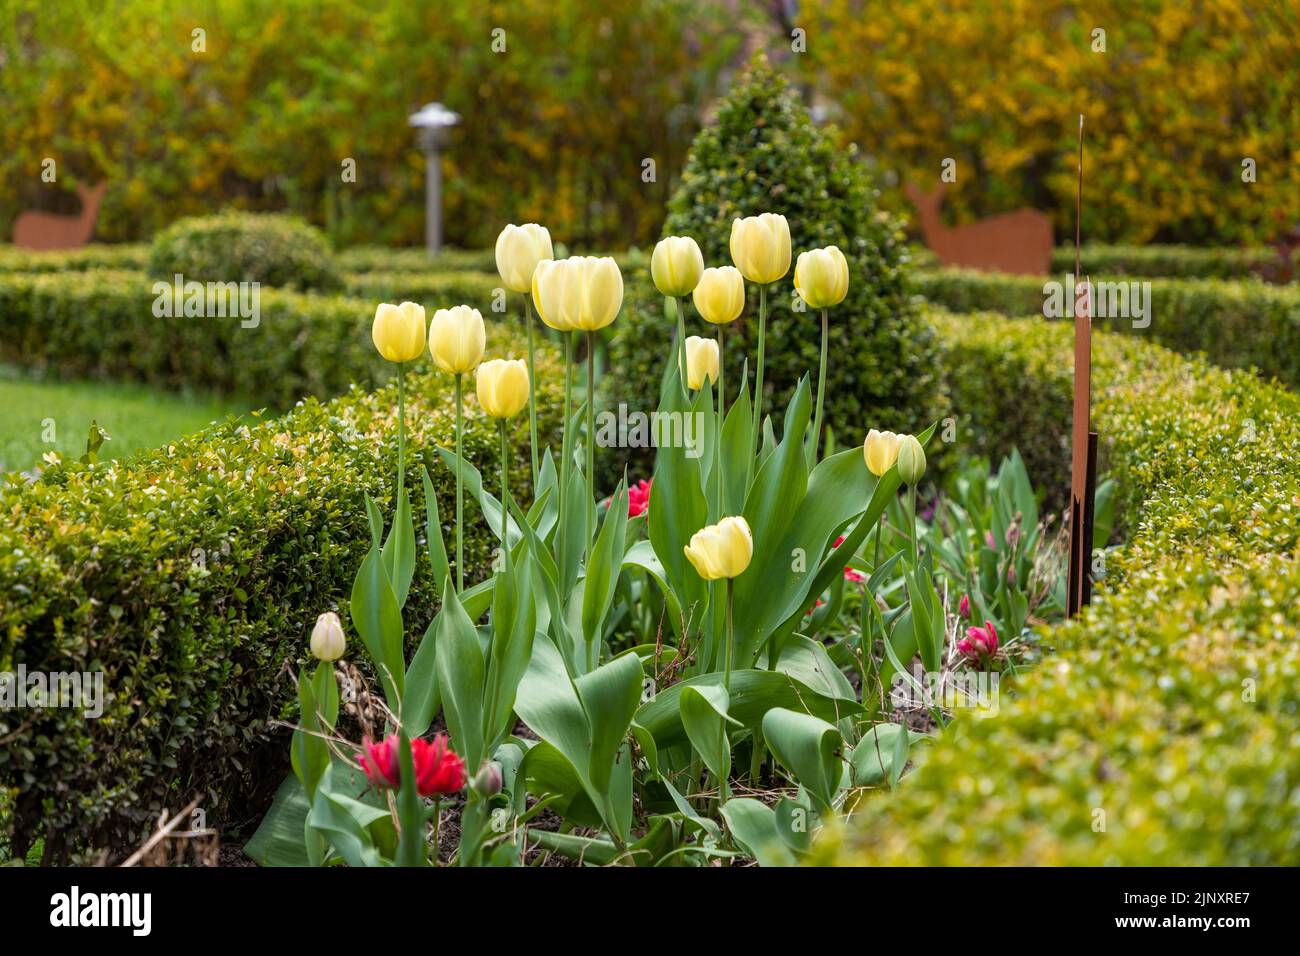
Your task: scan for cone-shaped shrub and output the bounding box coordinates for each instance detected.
[606,53,938,459]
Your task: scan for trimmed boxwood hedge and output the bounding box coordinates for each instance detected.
[0,244,150,273]
[0,270,512,410]
[815,310,1300,865]
[0,358,563,863]
[1051,243,1270,280]
[914,269,1300,389]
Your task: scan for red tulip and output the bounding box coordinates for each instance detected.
[627,479,652,518]
[358,733,466,797]
[957,620,999,662]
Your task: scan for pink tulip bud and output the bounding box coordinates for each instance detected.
[958,620,999,662]
[958,594,971,619]
[984,530,997,550]
[474,761,503,797]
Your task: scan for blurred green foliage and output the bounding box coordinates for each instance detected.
[0,0,741,249]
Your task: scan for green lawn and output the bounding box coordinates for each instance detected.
[0,368,249,473]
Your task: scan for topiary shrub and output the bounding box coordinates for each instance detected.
[603,53,938,480]
[148,211,343,291]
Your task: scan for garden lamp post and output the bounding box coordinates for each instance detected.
[409,102,460,255]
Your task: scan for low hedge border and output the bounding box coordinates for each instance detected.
[816,310,1300,865]
[1050,243,1271,280]
[0,245,149,273]
[914,268,1300,389]
[0,271,512,410]
[0,359,563,863]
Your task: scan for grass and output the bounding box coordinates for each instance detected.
[0,366,250,473]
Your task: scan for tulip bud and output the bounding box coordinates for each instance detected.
[729,213,791,285]
[428,305,486,375]
[474,761,503,797]
[863,429,901,477]
[651,236,704,297]
[958,594,971,620]
[495,223,554,293]
[310,611,345,661]
[371,301,427,363]
[896,435,926,486]
[692,266,746,325]
[476,358,530,419]
[794,245,849,309]
[685,335,719,390]
[684,515,753,581]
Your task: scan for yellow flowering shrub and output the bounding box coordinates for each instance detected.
[805,0,1300,244]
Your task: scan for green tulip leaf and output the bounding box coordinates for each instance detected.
[435,578,487,769]
[382,486,416,608]
[721,798,796,867]
[349,541,405,707]
[679,684,740,783]
[762,707,844,814]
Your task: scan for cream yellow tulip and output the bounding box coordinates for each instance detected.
[476,359,530,420]
[371,301,426,363]
[428,305,486,375]
[495,223,553,293]
[863,430,901,477]
[685,335,719,390]
[794,245,849,309]
[531,258,576,332]
[692,266,746,325]
[530,256,622,332]
[729,213,791,285]
[651,236,704,297]
[310,611,346,662]
[684,516,753,581]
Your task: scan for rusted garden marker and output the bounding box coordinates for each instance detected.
[1067,115,1097,618]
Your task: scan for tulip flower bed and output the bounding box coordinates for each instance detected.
[915,268,1300,389]
[216,204,1101,869]
[815,311,1300,865]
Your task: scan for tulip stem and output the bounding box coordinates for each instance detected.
[499,421,510,575]
[675,296,687,392]
[746,284,768,490]
[719,578,735,805]
[432,798,443,866]
[811,307,828,462]
[907,484,919,567]
[396,363,406,505]
[716,323,725,513]
[586,330,596,550]
[454,373,464,593]
[524,293,539,487]
[560,333,574,525]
